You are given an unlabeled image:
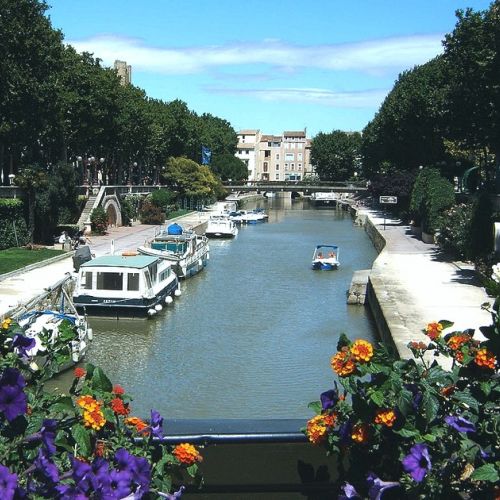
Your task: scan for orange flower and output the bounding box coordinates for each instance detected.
[447,334,470,351]
[306,413,336,444]
[425,322,443,340]
[112,384,125,395]
[374,409,397,428]
[455,351,464,363]
[77,395,101,412]
[83,407,106,431]
[351,340,374,363]
[173,443,203,465]
[94,440,106,457]
[331,349,356,377]
[440,385,456,397]
[409,341,427,351]
[110,397,130,416]
[74,367,86,378]
[124,416,148,434]
[474,348,496,370]
[351,423,369,443]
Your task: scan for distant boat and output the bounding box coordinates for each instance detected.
[310,192,337,205]
[311,245,340,270]
[73,254,180,317]
[138,223,209,279]
[229,209,268,224]
[205,215,239,238]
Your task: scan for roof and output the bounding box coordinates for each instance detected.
[260,135,282,142]
[284,131,306,137]
[81,255,158,269]
[238,129,259,135]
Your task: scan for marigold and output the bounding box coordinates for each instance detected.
[351,423,369,443]
[110,397,130,416]
[112,384,125,395]
[77,395,101,412]
[124,416,148,433]
[474,348,496,370]
[351,339,374,362]
[173,443,203,465]
[306,413,336,444]
[374,409,397,428]
[425,322,443,340]
[74,367,86,378]
[447,334,470,351]
[331,349,356,377]
[83,407,106,431]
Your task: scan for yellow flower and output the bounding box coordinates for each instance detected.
[351,423,369,443]
[374,409,397,428]
[83,408,106,431]
[77,395,101,412]
[331,349,356,377]
[351,340,374,363]
[173,443,203,465]
[474,348,496,370]
[306,413,336,444]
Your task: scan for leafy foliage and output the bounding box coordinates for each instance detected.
[139,200,165,225]
[209,153,248,182]
[90,207,108,235]
[0,199,29,249]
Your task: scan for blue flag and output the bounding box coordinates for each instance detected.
[201,145,212,165]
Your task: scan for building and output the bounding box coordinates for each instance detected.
[114,60,132,85]
[236,130,313,182]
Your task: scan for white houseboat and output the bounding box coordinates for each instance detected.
[73,254,180,317]
[204,215,239,238]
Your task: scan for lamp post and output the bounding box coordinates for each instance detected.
[98,157,105,185]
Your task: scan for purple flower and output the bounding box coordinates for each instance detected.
[109,469,133,498]
[0,368,27,422]
[41,419,57,456]
[339,420,353,445]
[0,463,18,499]
[320,389,339,410]
[150,409,164,438]
[34,449,60,485]
[402,443,432,482]
[444,415,476,433]
[338,482,360,499]
[366,472,399,500]
[12,334,36,360]
[159,485,186,499]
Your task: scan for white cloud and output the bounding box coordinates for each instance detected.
[205,87,389,108]
[68,34,443,76]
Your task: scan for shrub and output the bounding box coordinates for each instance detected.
[0,317,202,497]
[150,189,176,212]
[90,207,108,234]
[120,195,142,226]
[435,203,474,259]
[0,199,29,249]
[139,200,165,225]
[305,274,500,498]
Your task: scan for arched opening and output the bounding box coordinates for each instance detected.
[106,204,117,227]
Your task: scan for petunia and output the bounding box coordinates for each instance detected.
[41,419,57,456]
[402,443,432,482]
[150,409,164,438]
[0,368,27,422]
[12,334,36,360]
[320,389,338,411]
[366,472,399,500]
[338,482,360,499]
[0,463,18,500]
[108,468,133,499]
[444,415,476,433]
[158,485,186,499]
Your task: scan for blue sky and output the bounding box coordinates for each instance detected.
[46,0,492,137]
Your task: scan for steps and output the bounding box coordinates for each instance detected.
[77,194,98,229]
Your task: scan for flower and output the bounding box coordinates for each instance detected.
[112,384,125,395]
[124,416,148,434]
[0,368,27,422]
[351,339,374,362]
[77,395,101,412]
[83,407,106,431]
[445,415,476,433]
[320,389,338,411]
[474,348,496,369]
[306,413,336,444]
[491,263,500,283]
[402,443,432,482]
[160,485,186,499]
[351,423,369,443]
[425,322,443,340]
[73,367,86,378]
[374,409,396,428]
[173,443,202,465]
[149,409,164,438]
[366,472,399,500]
[447,334,470,351]
[338,482,360,499]
[0,464,18,499]
[110,398,129,416]
[12,334,36,360]
[331,349,356,377]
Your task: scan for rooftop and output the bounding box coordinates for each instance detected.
[80,255,158,269]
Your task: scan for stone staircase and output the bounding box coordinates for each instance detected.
[77,194,98,229]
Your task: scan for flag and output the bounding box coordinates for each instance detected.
[201,145,212,165]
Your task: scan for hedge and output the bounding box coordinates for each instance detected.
[0,199,29,249]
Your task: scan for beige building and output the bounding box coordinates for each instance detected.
[114,60,132,85]
[236,129,313,182]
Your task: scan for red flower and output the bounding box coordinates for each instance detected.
[110,397,130,416]
[74,367,86,379]
[112,384,125,395]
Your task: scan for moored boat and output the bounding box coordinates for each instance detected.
[73,254,180,317]
[204,215,239,238]
[137,223,209,279]
[311,245,340,270]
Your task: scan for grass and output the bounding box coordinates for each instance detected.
[167,209,191,219]
[0,247,66,275]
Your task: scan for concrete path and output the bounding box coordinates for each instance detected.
[361,207,492,359]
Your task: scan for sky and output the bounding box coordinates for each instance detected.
[45,0,492,137]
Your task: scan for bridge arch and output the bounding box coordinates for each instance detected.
[102,195,122,228]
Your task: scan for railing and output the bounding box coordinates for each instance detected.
[222,180,368,193]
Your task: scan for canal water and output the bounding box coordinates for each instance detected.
[80,198,379,419]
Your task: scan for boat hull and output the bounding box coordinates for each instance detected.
[312,261,339,270]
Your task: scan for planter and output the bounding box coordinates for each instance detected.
[421,231,435,244]
[410,225,422,238]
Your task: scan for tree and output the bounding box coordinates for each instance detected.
[311,131,362,181]
[210,153,248,182]
[198,113,238,157]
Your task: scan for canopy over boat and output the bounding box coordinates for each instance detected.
[167,223,183,235]
[311,245,340,270]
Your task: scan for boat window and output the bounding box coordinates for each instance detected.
[149,263,158,284]
[145,271,152,289]
[127,273,140,291]
[96,272,123,291]
[159,268,170,281]
[81,271,93,290]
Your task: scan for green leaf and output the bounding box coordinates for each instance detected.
[50,396,76,415]
[394,427,420,438]
[92,367,113,392]
[337,333,351,351]
[369,390,385,406]
[186,463,198,477]
[480,381,491,396]
[423,392,439,423]
[72,423,91,457]
[422,433,437,442]
[307,401,322,414]
[397,389,414,417]
[470,464,499,482]
[452,390,479,412]
[438,320,454,330]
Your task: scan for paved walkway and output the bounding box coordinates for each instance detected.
[360,207,492,358]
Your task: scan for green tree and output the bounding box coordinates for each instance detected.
[210,153,248,182]
[198,113,238,157]
[311,130,362,181]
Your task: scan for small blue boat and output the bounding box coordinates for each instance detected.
[311,245,340,270]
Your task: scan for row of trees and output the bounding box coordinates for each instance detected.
[311,1,499,187]
[0,0,248,186]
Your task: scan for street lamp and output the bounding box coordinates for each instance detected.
[8,174,15,186]
[98,157,105,185]
[128,162,137,186]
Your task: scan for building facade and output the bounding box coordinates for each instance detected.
[114,60,132,85]
[236,129,313,182]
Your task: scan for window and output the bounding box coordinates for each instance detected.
[159,268,171,282]
[275,173,280,180]
[127,273,140,291]
[276,153,280,160]
[291,163,295,170]
[298,163,302,170]
[97,272,123,291]
[264,150,271,158]
[285,153,294,161]
[82,271,93,290]
[285,143,290,149]
[297,153,303,161]
[263,162,268,172]
[276,164,280,170]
